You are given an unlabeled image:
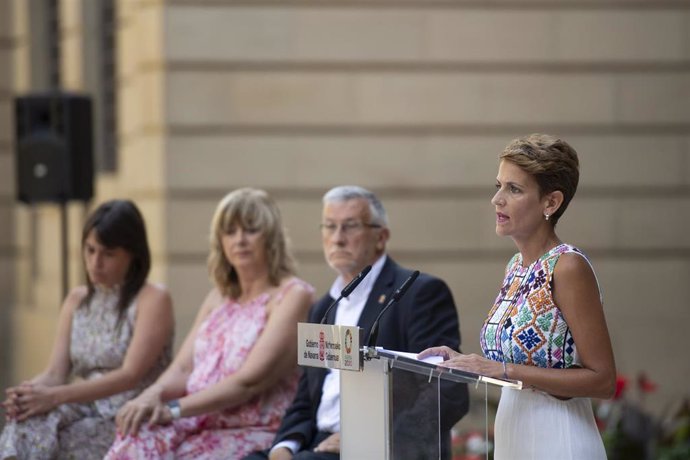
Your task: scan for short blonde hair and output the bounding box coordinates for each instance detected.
[500,134,579,225]
[208,188,296,299]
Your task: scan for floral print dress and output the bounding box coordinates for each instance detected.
[0,287,172,460]
[105,278,314,460]
[481,243,588,369]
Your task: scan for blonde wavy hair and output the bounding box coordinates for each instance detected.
[208,188,297,299]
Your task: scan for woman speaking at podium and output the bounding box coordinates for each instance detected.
[421,134,616,460]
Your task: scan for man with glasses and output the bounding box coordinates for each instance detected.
[244,185,468,460]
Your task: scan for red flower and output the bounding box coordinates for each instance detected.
[613,374,628,400]
[637,372,658,393]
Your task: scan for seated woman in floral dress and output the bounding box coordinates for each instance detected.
[0,199,174,460]
[105,188,315,460]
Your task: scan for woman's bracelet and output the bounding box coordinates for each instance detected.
[166,399,182,419]
[502,361,509,380]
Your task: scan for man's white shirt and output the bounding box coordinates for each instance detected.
[271,255,387,454]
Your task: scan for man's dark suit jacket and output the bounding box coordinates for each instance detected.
[271,257,469,458]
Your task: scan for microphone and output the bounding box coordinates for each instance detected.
[319,265,372,324]
[365,270,420,348]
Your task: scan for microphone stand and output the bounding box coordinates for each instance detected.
[364,270,420,358]
[319,265,372,324]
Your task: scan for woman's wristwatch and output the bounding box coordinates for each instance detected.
[166,399,181,419]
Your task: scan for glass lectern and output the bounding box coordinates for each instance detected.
[340,348,521,460]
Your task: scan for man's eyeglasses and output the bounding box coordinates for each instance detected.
[320,221,382,236]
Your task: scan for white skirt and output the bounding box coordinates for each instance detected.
[494,387,607,460]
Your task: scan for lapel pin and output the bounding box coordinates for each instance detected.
[378,294,386,304]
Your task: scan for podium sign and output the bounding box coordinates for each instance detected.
[297,323,363,371]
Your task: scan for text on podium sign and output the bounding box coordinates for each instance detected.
[297,323,363,371]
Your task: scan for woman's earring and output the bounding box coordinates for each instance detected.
[544,213,550,221]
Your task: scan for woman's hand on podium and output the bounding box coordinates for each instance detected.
[419,346,504,379]
[418,345,460,362]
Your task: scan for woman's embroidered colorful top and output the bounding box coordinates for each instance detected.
[481,243,599,369]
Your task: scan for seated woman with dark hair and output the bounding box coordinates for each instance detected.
[105,188,315,460]
[0,199,174,460]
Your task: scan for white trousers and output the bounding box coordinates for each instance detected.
[494,387,607,460]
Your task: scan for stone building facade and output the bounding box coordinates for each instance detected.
[1,0,689,421]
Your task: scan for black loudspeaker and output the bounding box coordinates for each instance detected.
[15,92,94,203]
